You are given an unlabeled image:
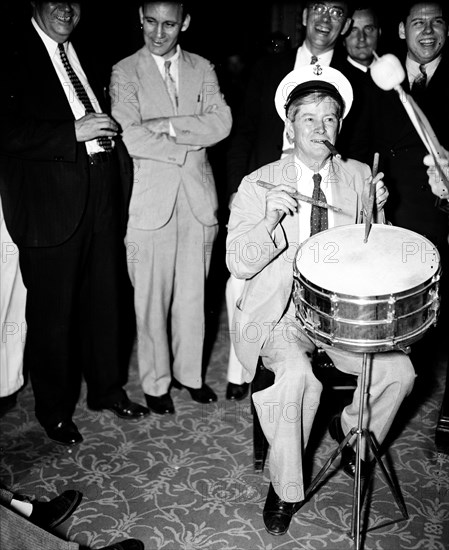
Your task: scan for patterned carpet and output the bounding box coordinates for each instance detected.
[1,296,448,550]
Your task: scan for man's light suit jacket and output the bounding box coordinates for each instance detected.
[111,47,232,230]
[226,154,381,382]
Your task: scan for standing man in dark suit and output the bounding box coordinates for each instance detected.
[224,1,354,400]
[226,1,354,192]
[369,0,449,449]
[0,1,149,446]
[370,1,449,255]
[337,5,382,162]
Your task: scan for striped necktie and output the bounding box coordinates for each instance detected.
[310,173,328,235]
[164,60,178,113]
[411,64,427,103]
[58,43,112,152]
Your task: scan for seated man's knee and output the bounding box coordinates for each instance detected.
[376,353,415,392]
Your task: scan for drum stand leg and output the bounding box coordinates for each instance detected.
[305,352,408,550]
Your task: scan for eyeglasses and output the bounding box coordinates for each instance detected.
[310,3,346,21]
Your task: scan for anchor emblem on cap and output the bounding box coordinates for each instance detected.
[313,64,323,76]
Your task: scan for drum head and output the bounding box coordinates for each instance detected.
[295,224,440,297]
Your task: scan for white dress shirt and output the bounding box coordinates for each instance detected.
[405,54,441,88]
[151,45,181,136]
[292,156,335,241]
[31,17,105,154]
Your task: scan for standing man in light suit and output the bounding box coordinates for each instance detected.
[0,1,149,445]
[111,1,232,415]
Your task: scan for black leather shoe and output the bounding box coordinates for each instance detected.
[98,539,144,550]
[329,414,373,479]
[145,393,174,415]
[99,397,149,419]
[263,483,304,536]
[45,420,83,446]
[226,382,249,401]
[172,379,217,404]
[30,490,83,529]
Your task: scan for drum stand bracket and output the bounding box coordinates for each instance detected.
[304,353,409,550]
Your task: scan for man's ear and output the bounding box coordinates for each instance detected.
[139,6,144,25]
[181,13,191,32]
[285,118,295,143]
[398,22,406,40]
[302,8,309,27]
[341,17,352,36]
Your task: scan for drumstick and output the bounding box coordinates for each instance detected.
[405,94,449,191]
[256,180,343,213]
[363,152,379,243]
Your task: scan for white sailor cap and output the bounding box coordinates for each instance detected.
[275,64,353,120]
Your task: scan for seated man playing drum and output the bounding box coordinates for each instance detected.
[226,65,416,536]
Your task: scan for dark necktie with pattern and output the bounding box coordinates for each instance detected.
[310,55,318,64]
[58,43,112,152]
[410,64,427,103]
[164,60,178,113]
[310,173,328,236]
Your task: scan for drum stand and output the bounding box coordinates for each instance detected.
[304,352,409,550]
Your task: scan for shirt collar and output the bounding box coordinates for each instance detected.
[347,56,371,73]
[151,45,181,67]
[296,43,334,68]
[406,54,441,84]
[294,155,332,186]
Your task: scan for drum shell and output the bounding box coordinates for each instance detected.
[292,224,441,353]
[293,272,440,352]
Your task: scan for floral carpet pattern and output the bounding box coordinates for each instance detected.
[1,302,448,550]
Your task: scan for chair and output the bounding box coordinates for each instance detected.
[251,348,356,472]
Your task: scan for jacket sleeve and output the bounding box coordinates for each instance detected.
[226,176,287,279]
[110,61,232,165]
[170,61,232,147]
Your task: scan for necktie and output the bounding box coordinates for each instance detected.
[164,60,178,113]
[310,173,328,236]
[411,64,427,102]
[310,55,318,64]
[58,43,112,152]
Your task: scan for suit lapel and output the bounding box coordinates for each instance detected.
[177,50,200,115]
[330,161,360,225]
[137,47,175,115]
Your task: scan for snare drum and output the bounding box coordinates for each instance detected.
[293,224,441,352]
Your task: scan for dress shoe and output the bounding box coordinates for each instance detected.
[263,483,304,536]
[30,490,83,529]
[93,396,149,419]
[145,393,174,415]
[226,382,249,401]
[98,540,144,550]
[172,379,217,404]
[45,420,83,446]
[329,414,373,479]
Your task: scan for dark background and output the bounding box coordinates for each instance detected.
[6,1,407,71]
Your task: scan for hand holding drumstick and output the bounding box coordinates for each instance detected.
[257,179,343,233]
